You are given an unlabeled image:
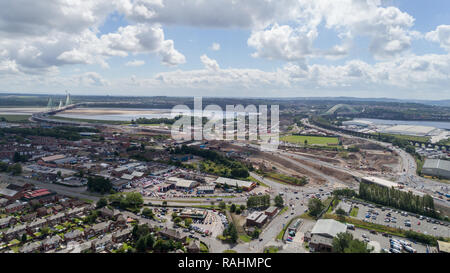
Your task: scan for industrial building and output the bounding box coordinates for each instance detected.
[422,159,450,179]
[215,177,256,191]
[308,219,347,252]
[246,211,268,227]
[168,177,199,190]
[196,185,215,194]
[380,125,439,137]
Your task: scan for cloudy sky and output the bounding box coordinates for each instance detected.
[1,0,450,99]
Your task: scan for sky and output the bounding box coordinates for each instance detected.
[0,0,450,99]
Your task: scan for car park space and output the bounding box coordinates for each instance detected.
[348,228,428,253]
[350,202,450,238]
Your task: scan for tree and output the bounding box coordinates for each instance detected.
[335,208,346,216]
[8,163,22,176]
[251,229,260,239]
[162,201,167,207]
[125,192,144,209]
[142,208,154,218]
[184,218,193,227]
[21,233,27,243]
[230,204,236,213]
[240,204,246,211]
[174,217,182,224]
[145,234,155,250]
[304,139,308,146]
[332,232,371,253]
[219,201,226,210]
[96,197,108,209]
[274,194,284,208]
[87,176,112,194]
[308,198,324,217]
[136,236,147,253]
[235,208,241,214]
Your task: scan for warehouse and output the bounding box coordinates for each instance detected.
[215,177,256,191]
[422,159,450,179]
[196,185,215,194]
[168,177,199,190]
[308,219,347,252]
[380,125,439,137]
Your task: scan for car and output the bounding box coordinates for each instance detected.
[417,222,420,225]
[259,238,263,242]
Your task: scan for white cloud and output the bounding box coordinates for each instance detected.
[200,55,220,71]
[125,60,145,67]
[426,25,450,51]
[210,43,221,51]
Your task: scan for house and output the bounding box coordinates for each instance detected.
[91,234,113,252]
[66,206,85,217]
[186,240,201,253]
[36,207,49,217]
[158,227,186,242]
[437,240,450,253]
[42,235,62,251]
[4,224,27,241]
[99,207,121,220]
[64,229,83,242]
[4,202,28,214]
[112,227,133,243]
[27,218,47,232]
[0,216,17,229]
[84,221,112,239]
[47,212,66,226]
[21,212,37,222]
[0,198,9,208]
[20,241,42,253]
[52,205,64,213]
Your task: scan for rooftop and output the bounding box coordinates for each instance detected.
[311,219,347,238]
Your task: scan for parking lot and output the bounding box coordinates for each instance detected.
[348,228,429,253]
[351,201,450,238]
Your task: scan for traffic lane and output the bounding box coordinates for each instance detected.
[348,228,427,253]
[355,204,450,238]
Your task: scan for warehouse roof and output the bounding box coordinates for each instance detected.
[423,159,450,171]
[311,219,347,238]
[215,177,255,189]
[41,154,66,162]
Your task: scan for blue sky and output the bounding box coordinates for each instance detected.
[0,0,449,99]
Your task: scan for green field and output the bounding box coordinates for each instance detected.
[280,135,339,146]
[377,133,430,143]
[0,115,31,122]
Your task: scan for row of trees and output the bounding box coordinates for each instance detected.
[359,182,437,217]
[0,162,22,175]
[132,224,183,253]
[170,145,251,179]
[247,194,271,209]
[0,126,98,141]
[108,192,144,210]
[332,232,372,253]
